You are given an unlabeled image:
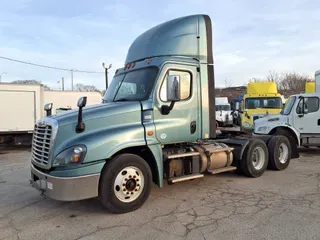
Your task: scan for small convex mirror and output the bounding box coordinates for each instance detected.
[44,103,53,111]
[77,96,87,108]
[166,75,181,102]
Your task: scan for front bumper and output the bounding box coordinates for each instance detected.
[30,164,100,201]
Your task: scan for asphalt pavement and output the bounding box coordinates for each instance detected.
[1,148,320,240]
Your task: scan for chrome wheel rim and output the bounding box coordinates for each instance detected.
[252,147,265,170]
[114,166,144,203]
[279,143,289,164]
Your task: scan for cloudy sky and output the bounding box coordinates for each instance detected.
[0,0,319,90]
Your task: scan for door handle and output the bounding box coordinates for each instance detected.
[318,119,320,126]
[190,121,196,134]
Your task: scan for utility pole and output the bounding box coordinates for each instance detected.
[0,72,7,83]
[71,69,74,91]
[61,77,65,91]
[102,62,112,90]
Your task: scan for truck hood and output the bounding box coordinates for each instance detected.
[49,101,142,127]
[254,114,289,133]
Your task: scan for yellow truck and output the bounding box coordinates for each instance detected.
[305,81,315,93]
[241,82,283,131]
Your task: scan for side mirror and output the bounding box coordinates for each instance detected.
[77,96,87,108]
[161,75,180,115]
[44,103,53,116]
[166,75,181,102]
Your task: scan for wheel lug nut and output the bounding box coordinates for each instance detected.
[122,184,125,186]
[133,176,136,178]
[126,192,129,195]
[123,188,126,191]
[135,189,138,191]
[131,192,134,195]
[136,179,139,182]
[125,178,128,181]
[129,175,132,178]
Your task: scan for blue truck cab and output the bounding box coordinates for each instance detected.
[30,14,299,214]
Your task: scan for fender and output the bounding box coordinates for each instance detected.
[53,123,163,187]
[268,124,300,147]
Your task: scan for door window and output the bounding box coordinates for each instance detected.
[160,70,192,102]
[296,97,319,114]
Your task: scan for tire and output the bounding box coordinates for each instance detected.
[98,153,152,214]
[240,138,269,178]
[273,129,296,145]
[268,136,291,171]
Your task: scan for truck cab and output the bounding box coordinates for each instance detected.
[241,82,283,131]
[305,81,315,93]
[255,70,320,147]
[29,14,298,214]
[215,97,233,127]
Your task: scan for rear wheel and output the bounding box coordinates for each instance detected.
[98,154,152,214]
[268,136,291,170]
[240,139,268,178]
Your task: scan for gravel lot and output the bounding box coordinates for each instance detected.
[1,148,320,240]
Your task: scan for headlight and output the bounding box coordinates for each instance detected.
[53,145,87,167]
[258,126,267,132]
[243,122,252,128]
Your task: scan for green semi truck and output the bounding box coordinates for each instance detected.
[29,14,299,214]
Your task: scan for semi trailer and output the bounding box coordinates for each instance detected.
[29,14,299,214]
[0,83,102,146]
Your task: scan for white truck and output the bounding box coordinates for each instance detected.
[215,97,233,127]
[0,83,103,146]
[254,70,320,148]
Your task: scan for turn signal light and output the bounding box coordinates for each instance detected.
[73,154,80,163]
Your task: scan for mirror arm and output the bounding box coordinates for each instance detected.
[161,101,176,115]
[46,109,52,117]
[76,106,85,133]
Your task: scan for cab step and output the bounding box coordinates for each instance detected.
[207,166,237,175]
[168,173,204,184]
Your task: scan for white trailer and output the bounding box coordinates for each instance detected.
[215,97,233,127]
[254,70,320,148]
[0,83,102,146]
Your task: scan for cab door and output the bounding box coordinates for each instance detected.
[152,63,200,144]
[293,96,320,134]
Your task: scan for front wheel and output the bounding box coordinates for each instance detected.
[240,139,269,178]
[98,154,152,214]
[267,136,291,170]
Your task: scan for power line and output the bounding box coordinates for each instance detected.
[0,56,104,74]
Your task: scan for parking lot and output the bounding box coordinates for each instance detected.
[1,148,320,240]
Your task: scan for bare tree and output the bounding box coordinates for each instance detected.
[224,78,233,88]
[248,77,264,83]
[73,83,100,92]
[11,80,51,90]
[279,72,313,95]
[247,70,314,97]
[266,70,281,84]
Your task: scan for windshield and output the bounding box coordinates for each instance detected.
[216,105,231,111]
[103,67,159,102]
[281,96,296,115]
[245,97,282,109]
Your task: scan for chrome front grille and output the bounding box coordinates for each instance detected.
[31,124,52,166]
